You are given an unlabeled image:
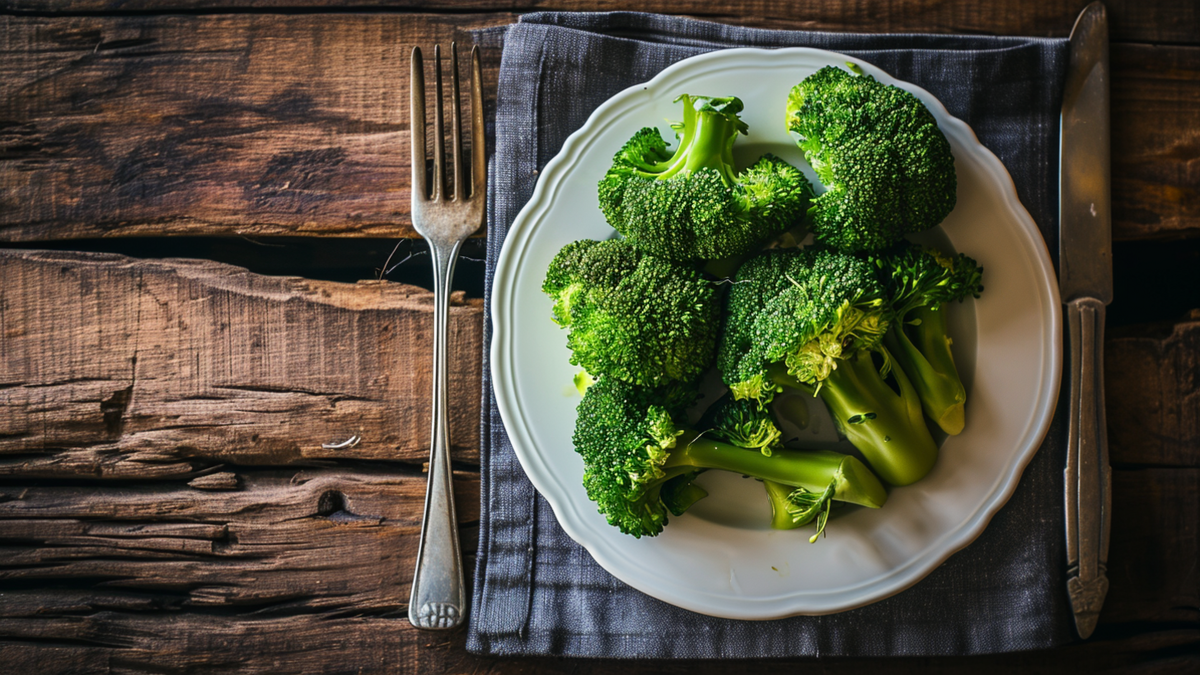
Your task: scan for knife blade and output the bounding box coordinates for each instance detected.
[1060,1,1112,640]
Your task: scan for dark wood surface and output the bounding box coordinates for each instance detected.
[1,2,1198,673]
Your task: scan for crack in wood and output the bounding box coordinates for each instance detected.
[100,385,133,438]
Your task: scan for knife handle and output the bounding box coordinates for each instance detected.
[1064,296,1112,639]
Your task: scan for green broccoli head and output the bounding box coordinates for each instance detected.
[719,247,889,401]
[542,238,720,387]
[598,94,813,262]
[572,377,693,538]
[786,66,957,253]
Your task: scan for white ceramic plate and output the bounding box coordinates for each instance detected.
[491,48,1061,619]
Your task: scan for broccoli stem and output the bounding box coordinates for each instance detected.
[667,431,887,509]
[807,348,939,486]
[764,479,838,542]
[885,304,967,435]
[764,480,806,530]
[655,103,739,184]
[661,471,709,516]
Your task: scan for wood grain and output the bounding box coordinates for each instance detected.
[0,468,1192,672]
[2,0,1197,45]
[1112,44,1200,242]
[0,249,484,477]
[0,467,480,614]
[0,13,509,241]
[1103,468,1200,626]
[0,619,1196,674]
[2,14,1199,242]
[1107,309,1200,467]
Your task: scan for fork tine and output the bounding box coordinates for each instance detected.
[470,45,485,200]
[410,47,426,203]
[450,43,464,202]
[432,44,445,201]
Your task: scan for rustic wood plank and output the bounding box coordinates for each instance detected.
[0,249,484,477]
[2,14,1198,242]
[1103,468,1199,626]
[2,0,1197,46]
[0,13,509,241]
[1106,310,1200,467]
[0,467,479,613]
[2,621,1193,675]
[0,468,1193,672]
[1112,44,1200,242]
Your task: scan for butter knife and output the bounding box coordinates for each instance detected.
[1060,1,1112,640]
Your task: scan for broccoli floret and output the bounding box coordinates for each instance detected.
[871,243,983,434]
[719,247,888,402]
[598,94,813,262]
[543,238,720,387]
[719,247,938,486]
[574,377,886,538]
[786,66,957,253]
[704,396,783,456]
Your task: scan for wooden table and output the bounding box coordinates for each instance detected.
[1,1,1196,672]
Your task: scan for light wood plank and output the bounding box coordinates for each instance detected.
[0,13,509,241]
[0,249,484,477]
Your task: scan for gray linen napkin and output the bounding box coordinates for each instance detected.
[470,11,1073,658]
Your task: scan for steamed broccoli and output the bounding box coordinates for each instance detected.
[574,376,886,538]
[719,246,938,486]
[598,94,813,262]
[872,243,983,434]
[785,65,957,253]
[543,238,720,387]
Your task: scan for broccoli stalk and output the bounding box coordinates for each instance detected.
[652,95,743,182]
[885,306,965,434]
[673,429,885,509]
[873,244,984,435]
[700,393,886,541]
[763,479,840,543]
[785,349,937,487]
[598,95,812,262]
[574,377,886,538]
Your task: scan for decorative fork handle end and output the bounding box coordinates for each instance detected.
[407,424,466,630]
[1064,296,1112,639]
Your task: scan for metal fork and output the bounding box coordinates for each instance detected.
[407,42,484,631]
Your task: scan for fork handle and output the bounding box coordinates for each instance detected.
[409,240,467,631]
